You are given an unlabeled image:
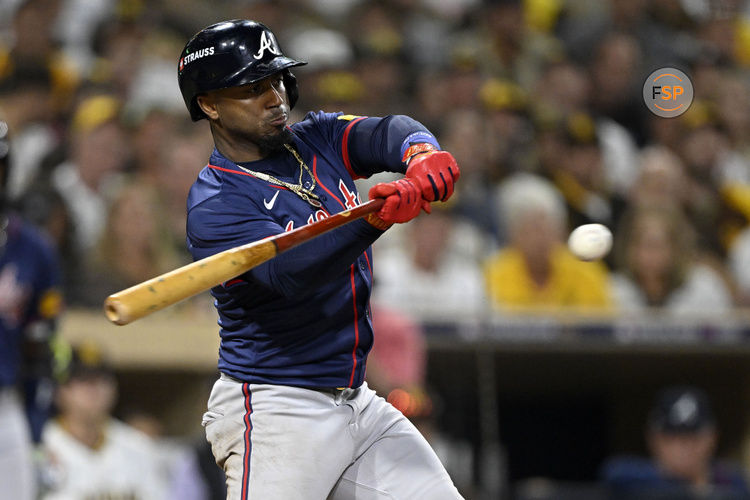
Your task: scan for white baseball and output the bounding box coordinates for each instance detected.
[567,223,613,261]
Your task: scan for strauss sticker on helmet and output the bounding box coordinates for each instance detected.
[180,47,215,71]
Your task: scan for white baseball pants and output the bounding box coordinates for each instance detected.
[203,374,463,499]
[0,388,36,500]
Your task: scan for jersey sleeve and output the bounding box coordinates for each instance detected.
[187,194,385,297]
[297,111,441,179]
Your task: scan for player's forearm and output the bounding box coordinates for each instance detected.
[249,219,383,297]
[348,115,440,176]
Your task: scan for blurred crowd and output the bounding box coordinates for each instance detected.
[5,1,750,498]
[4,0,750,320]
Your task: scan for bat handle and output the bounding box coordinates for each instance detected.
[273,198,384,253]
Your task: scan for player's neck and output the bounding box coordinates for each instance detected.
[210,123,294,163]
[214,136,265,163]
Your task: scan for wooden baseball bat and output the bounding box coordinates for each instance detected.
[104,198,384,326]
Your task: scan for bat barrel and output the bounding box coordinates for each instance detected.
[104,296,130,325]
[102,241,278,325]
[104,296,128,325]
[103,276,202,326]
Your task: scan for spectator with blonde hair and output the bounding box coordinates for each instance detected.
[76,181,186,307]
[610,205,732,314]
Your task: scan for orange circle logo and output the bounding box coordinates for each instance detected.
[643,68,693,118]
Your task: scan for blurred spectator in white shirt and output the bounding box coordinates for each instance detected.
[373,208,487,321]
[41,343,167,499]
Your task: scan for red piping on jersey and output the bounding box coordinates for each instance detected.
[312,155,362,386]
[348,266,360,387]
[341,117,367,180]
[312,156,346,209]
[363,252,372,276]
[241,383,253,500]
[313,156,373,278]
[208,165,289,190]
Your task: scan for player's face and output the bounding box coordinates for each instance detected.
[56,375,117,422]
[630,215,672,277]
[648,429,716,482]
[200,73,291,155]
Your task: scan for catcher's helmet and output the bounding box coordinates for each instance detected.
[178,20,307,121]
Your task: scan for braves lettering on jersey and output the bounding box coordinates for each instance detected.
[187,111,439,389]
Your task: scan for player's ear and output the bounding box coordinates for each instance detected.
[196,93,219,121]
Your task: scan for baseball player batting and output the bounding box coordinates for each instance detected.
[178,20,463,499]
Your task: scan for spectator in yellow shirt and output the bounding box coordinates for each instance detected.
[484,173,612,312]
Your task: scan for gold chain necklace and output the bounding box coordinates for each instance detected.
[234,144,322,208]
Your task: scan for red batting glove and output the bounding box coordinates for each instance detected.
[405,150,460,202]
[367,178,430,228]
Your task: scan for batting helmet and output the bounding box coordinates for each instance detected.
[178,20,307,121]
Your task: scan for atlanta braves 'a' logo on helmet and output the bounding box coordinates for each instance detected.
[253,30,281,60]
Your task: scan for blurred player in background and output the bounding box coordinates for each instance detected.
[602,386,750,500]
[0,119,62,500]
[40,342,167,499]
[178,19,462,499]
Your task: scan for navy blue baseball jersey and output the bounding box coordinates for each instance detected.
[0,215,62,387]
[187,111,440,388]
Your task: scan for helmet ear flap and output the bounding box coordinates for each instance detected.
[283,70,300,109]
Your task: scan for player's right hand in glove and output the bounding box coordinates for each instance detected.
[405,150,460,202]
[367,178,430,229]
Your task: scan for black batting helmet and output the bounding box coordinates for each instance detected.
[177,20,307,121]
